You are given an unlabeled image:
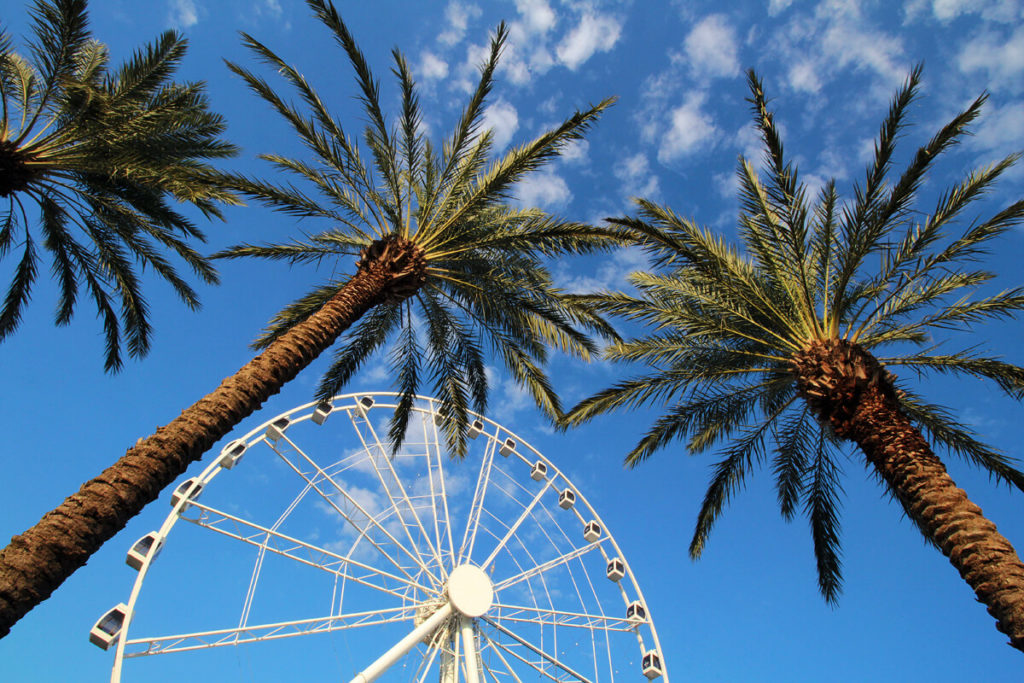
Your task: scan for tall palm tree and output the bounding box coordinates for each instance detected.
[562,67,1024,651]
[0,0,618,637]
[0,0,238,370]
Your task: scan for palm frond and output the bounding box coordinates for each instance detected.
[805,432,844,603]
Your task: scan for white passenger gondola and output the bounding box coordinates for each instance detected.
[530,461,547,481]
[606,557,625,581]
[499,437,516,457]
[642,650,664,679]
[89,603,129,650]
[467,419,484,438]
[265,416,289,442]
[558,489,576,509]
[355,395,374,418]
[126,531,164,571]
[311,401,333,425]
[217,439,247,469]
[583,519,601,542]
[170,477,203,512]
[626,600,647,624]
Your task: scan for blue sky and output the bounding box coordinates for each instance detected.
[2,0,1023,680]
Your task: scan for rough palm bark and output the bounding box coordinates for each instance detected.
[794,339,1024,650]
[0,141,34,197]
[0,236,426,637]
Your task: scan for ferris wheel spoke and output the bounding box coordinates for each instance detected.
[480,478,556,571]
[477,630,526,683]
[184,501,431,597]
[492,539,606,593]
[348,408,448,579]
[121,605,415,657]
[458,434,497,565]
[423,406,459,569]
[269,436,435,585]
[480,620,590,683]
[490,603,632,631]
[412,635,443,683]
[347,601,454,683]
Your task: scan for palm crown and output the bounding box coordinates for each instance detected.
[0,0,238,370]
[219,0,618,455]
[563,67,1024,610]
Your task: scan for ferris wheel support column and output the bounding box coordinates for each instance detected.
[460,616,481,683]
[348,602,454,683]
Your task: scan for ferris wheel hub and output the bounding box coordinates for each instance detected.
[446,564,494,617]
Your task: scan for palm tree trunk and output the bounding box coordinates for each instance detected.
[0,238,422,637]
[848,383,1024,652]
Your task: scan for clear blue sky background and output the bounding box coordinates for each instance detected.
[1,0,1023,680]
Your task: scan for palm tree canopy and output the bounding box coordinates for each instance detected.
[0,0,238,370]
[216,0,620,457]
[562,66,1024,601]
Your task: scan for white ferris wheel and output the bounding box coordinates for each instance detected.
[91,392,669,682]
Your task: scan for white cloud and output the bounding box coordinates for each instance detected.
[971,102,1024,153]
[259,0,282,17]
[958,27,1024,93]
[735,122,763,166]
[439,1,482,46]
[556,13,623,70]
[821,17,905,87]
[658,93,721,162]
[559,138,590,165]
[614,152,660,200]
[516,0,557,33]
[769,0,795,14]
[168,0,199,28]
[514,168,572,209]
[684,15,740,80]
[482,98,519,150]
[770,0,908,103]
[501,5,559,86]
[932,0,974,20]
[927,0,1021,22]
[555,246,650,294]
[483,366,533,423]
[787,60,823,93]
[713,170,737,198]
[453,41,493,94]
[419,51,450,81]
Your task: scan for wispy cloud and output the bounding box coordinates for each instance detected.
[167,0,199,28]
[514,168,572,209]
[682,15,740,80]
[419,50,450,81]
[770,0,908,100]
[958,26,1024,93]
[659,92,721,163]
[439,1,482,46]
[556,13,623,70]
[915,0,1022,23]
[614,152,660,202]
[481,97,519,149]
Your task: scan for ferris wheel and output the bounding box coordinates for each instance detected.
[91,392,668,682]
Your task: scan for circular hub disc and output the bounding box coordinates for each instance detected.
[447,565,494,617]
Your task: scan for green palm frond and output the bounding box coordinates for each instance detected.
[563,65,1024,604]
[805,431,844,603]
[1,0,237,370]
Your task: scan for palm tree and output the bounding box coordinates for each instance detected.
[0,0,618,637]
[561,67,1024,651]
[0,0,238,370]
